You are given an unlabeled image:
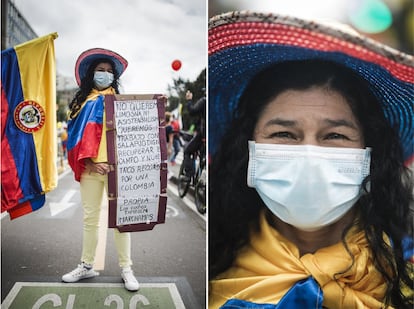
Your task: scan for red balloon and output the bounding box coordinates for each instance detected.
[171,59,182,71]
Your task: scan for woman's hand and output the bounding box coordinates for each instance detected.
[84,158,113,175]
[157,94,168,107]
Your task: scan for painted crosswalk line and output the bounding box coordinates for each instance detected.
[2,282,185,309]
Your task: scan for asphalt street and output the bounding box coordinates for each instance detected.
[1,153,206,308]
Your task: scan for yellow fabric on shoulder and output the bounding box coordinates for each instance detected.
[209,212,389,309]
[89,88,114,163]
[401,261,414,302]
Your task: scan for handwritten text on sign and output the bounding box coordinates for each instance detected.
[115,100,161,226]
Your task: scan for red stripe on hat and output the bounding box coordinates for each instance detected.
[209,22,414,84]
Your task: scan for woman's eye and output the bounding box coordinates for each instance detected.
[270,132,295,139]
[325,133,349,140]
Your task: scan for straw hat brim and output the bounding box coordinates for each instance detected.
[208,11,414,163]
[75,48,128,86]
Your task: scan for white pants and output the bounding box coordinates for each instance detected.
[79,171,132,268]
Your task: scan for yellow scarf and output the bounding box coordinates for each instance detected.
[89,88,114,163]
[70,87,115,119]
[209,212,388,309]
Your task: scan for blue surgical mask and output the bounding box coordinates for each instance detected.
[93,71,114,90]
[247,141,371,231]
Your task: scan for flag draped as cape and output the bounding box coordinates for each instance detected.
[67,88,113,181]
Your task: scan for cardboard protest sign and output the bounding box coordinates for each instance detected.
[105,94,168,232]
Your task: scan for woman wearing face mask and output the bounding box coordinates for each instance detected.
[208,12,413,308]
[63,48,139,291]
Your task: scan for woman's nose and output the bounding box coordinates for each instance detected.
[300,136,321,147]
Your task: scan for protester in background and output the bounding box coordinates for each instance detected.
[170,114,181,165]
[60,123,68,159]
[182,89,206,180]
[56,122,65,161]
[64,48,139,291]
[208,12,413,308]
[165,111,174,160]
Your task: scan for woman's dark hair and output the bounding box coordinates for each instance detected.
[209,59,413,307]
[68,58,120,118]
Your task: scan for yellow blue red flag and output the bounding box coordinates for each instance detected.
[1,32,58,219]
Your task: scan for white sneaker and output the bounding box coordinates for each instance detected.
[121,267,139,291]
[62,262,99,283]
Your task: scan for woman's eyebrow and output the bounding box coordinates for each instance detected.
[264,118,297,127]
[264,117,358,128]
[323,118,359,129]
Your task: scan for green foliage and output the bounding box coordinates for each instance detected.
[167,68,206,130]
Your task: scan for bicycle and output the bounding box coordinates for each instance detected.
[177,132,206,214]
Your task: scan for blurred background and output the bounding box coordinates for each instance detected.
[209,0,413,54]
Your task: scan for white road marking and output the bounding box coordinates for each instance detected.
[2,282,185,309]
[49,190,77,216]
[166,205,179,218]
[167,184,206,221]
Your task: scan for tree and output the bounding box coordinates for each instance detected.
[167,68,206,130]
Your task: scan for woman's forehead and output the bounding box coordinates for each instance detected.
[263,88,351,111]
[95,62,113,69]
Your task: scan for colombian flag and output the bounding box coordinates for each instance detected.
[67,88,114,182]
[1,33,58,219]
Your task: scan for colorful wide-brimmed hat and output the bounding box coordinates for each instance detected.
[209,11,414,164]
[75,48,128,86]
